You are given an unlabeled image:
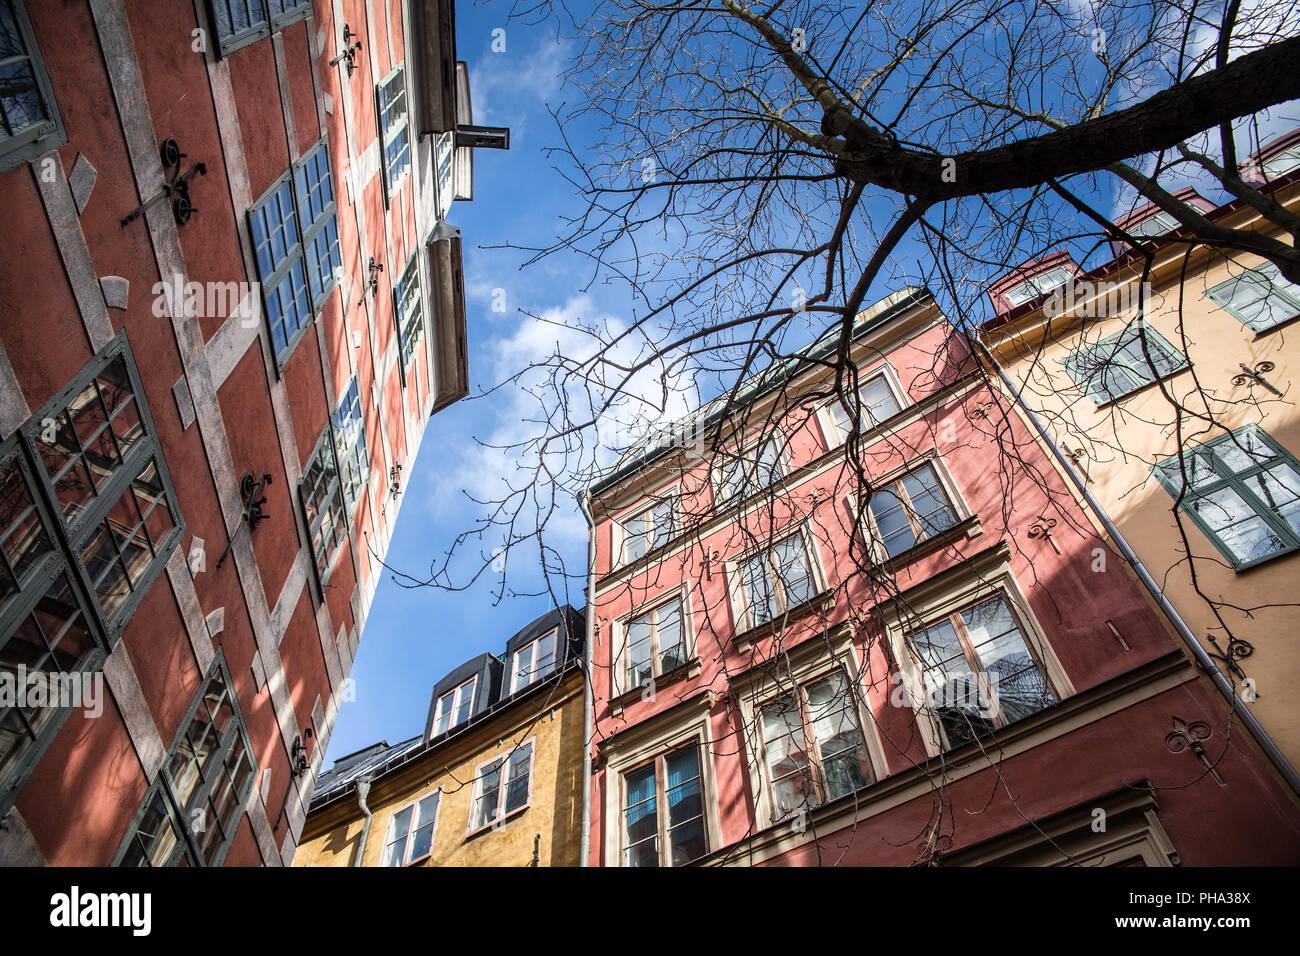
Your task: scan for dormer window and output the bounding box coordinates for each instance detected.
[1125,210,1180,238]
[432,676,477,737]
[510,629,558,693]
[1002,266,1073,308]
[1261,143,1300,179]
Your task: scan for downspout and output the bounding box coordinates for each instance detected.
[353,777,374,867]
[974,336,1300,797]
[578,491,597,867]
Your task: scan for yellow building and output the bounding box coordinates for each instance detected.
[977,135,1300,781]
[294,606,587,867]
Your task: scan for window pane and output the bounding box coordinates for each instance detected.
[1191,487,1288,563]
[626,611,652,687]
[762,694,814,815]
[656,600,684,672]
[869,488,915,557]
[623,764,657,867]
[504,743,532,813]
[473,760,502,829]
[773,535,815,607]
[859,376,901,425]
[901,465,957,538]
[742,552,777,626]
[806,672,869,799]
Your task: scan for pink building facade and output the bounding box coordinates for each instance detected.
[584,289,1300,866]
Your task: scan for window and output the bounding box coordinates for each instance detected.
[622,745,707,867]
[625,597,686,689]
[1,335,183,813]
[1155,425,1300,570]
[716,435,784,505]
[1003,266,1072,308]
[332,378,369,509]
[1063,323,1187,404]
[510,630,557,693]
[431,676,476,737]
[300,425,347,586]
[394,256,424,378]
[1125,210,1180,239]
[1207,261,1300,333]
[209,0,312,57]
[376,66,411,199]
[759,669,872,819]
[470,740,534,832]
[116,657,256,866]
[905,593,1055,750]
[737,531,819,630]
[825,371,903,441]
[1261,143,1300,179]
[621,496,675,563]
[863,462,960,560]
[249,138,340,365]
[381,791,440,866]
[0,0,65,173]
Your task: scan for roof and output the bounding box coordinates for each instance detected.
[588,286,933,497]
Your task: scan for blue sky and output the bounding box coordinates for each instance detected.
[323,1,1300,764]
[323,9,610,763]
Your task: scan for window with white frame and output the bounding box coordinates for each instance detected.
[736,531,820,630]
[300,425,347,586]
[249,138,341,365]
[904,593,1055,750]
[394,255,424,377]
[715,434,784,505]
[621,744,707,867]
[376,65,411,198]
[621,496,675,564]
[1207,261,1300,333]
[1002,266,1072,308]
[824,370,903,442]
[1261,143,1300,179]
[332,377,368,509]
[431,676,476,737]
[623,596,686,690]
[758,668,873,819]
[862,461,961,560]
[471,741,534,831]
[1125,210,1180,238]
[510,630,557,693]
[1062,323,1187,404]
[381,791,440,866]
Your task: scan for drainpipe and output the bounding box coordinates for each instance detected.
[578,491,597,867]
[974,337,1300,797]
[353,777,374,867]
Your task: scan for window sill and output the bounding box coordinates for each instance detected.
[610,656,702,716]
[732,590,836,654]
[1250,311,1300,338]
[465,804,530,841]
[1226,542,1300,574]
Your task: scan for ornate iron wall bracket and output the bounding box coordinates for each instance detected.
[1232,361,1282,396]
[359,257,383,306]
[122,138,206,227]
[1205,633,1256,693]
[1166,716,1225,785]
[216,472,273,569]
[329,23,362,76]
[290,728,314,777]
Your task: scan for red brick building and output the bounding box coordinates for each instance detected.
[0,0,483,865]
[583,288,1300,866]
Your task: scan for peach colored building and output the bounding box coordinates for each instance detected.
[978,144,1300,780]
